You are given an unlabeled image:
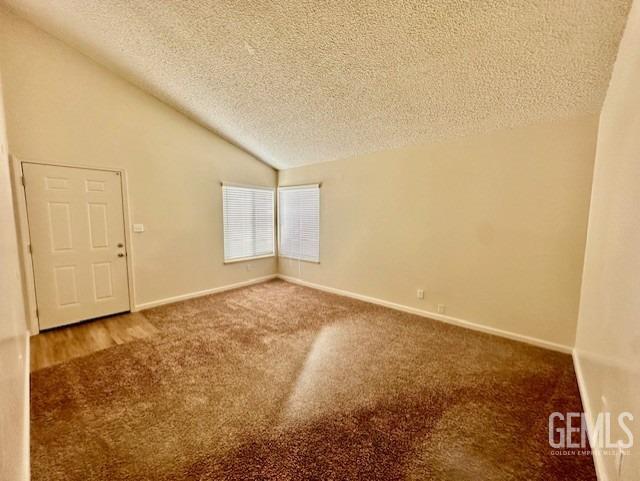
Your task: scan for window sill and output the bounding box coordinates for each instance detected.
[278,255,320,264]
[223,254,276,264]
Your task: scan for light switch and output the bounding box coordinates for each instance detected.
[133,223,145,233]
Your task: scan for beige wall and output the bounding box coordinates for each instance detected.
[0,70,29,478]
[279,114,598,349]
[0,8,277,312]
[575,0,640,479]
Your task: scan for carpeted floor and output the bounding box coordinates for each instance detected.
[31,279,596,480]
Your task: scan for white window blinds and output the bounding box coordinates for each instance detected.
[278,185,320,262]
[222,185,275,262]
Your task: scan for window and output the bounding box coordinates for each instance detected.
[222,184,275,262]
[278,184,320,262]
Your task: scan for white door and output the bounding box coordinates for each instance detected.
[23,163,130,329]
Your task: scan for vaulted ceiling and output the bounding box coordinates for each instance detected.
[0,1,631,169]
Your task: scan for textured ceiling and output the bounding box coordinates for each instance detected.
[0,1,631,169]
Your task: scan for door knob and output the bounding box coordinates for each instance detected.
[118,253,125,257]
[117,243,124,248]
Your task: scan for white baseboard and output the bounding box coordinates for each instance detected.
[277,275,572,354]
[573,350,608,481]
[22,329,30,479]
[135,273,572,353]
[134,274,278,310]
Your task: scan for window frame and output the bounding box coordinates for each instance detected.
[221,182,276,264]
[277,183,321,264]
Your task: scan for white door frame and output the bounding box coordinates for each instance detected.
[11,156,137,335]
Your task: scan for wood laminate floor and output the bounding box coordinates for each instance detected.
[30,311,158,371]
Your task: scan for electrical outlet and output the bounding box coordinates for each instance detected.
[437,304,446,314]
[417,289,424,300]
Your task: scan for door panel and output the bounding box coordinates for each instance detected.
[23,163,130,329]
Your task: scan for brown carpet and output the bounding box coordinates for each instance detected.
[31,280,596,480]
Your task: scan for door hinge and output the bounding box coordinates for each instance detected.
[28,244,32,254]
[21,176,25,187]
[35,308,39,318]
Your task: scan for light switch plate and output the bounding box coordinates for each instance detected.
[133,223,145,233]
